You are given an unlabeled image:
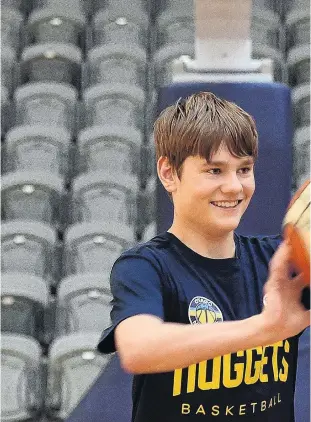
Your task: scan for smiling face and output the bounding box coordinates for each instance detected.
[159,144,255,237]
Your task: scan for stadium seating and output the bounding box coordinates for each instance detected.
[90,7,149,48]
[63,221,134,277]
[1,45,16,94]
[83,83,145,129]
[4,125,72,178]
[1,273,49,344]
[85,44,147,87]
[55,273,112,336]
[70,171,139,228]
[1,220,59,285]
[21,43,82,88]
[46,333,110,420]
[14,82,78,132]
[76,125,143,177]
[1,7,23,54]
[1,334,44,421]
[27,7,86,47]
[1,171,64,228]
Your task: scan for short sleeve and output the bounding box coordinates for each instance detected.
[97,254,165,354]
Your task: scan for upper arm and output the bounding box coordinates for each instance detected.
[97,254,165,354]
[115,314,163,356]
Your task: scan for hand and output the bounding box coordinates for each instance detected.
[261,241,310,342]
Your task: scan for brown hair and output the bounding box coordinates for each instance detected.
[154,91,258,180]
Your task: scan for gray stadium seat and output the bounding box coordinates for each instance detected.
[140,134,156,186]
[1,7,23,53]
[46,333,110,420]
[252,8,281,51]
[27,8,86,47]
[55,273,112,336]
[93,0,148,14]
[288,44,310,86]
[153,43,194,88]
[1,334,44,422]
[252,0,280,11]
[71,171,139,227]
[155,0,194,15]
[91,7,149,48]
[87,44,147,88]
[293,126,310,189]
[63,221,134,276]
[1,86,11,136]
[4,125,72,177]
[139,176,156,230]
[21,43,82,88]
[286,9,310,49]
[33,0,87,14]
[83,83,145,130]
[292,83,310,128]
[14,82,77,132]
[1,45,16,93]
[1,171,64,228]
[253,44,286,82]
[141,221,157,242]
[285,0,310,12]
[1,273,49,344]
[76,125,142,177]
[156,7,195,48]
[1,220,58,284]
[1,0,24,10]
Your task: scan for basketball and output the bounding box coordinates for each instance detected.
[283,180,310,286]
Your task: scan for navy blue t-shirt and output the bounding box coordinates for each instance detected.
[97,231,299,422]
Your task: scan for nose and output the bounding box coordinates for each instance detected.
[220,172,243,195]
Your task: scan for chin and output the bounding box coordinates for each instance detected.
[213,220,240,233]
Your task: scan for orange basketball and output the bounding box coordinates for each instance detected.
[283,180,310,286]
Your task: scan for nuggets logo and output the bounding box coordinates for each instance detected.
[188,296,223,325]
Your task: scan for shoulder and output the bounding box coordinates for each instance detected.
[112,232,172,274]
[236,233,283,257]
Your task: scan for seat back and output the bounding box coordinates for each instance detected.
[1,334,43,421]
[56,275,112,336]
[47,333,110,420]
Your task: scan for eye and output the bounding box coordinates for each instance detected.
[239,167,252,174]
[207,168,221,175]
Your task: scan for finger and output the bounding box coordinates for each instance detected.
[291,272,306,287]
[269,241,292,279]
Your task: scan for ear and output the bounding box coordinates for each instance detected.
[157,156,178,194]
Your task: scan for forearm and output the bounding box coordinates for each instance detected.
[117,314,272,374]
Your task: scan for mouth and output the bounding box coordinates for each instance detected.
[210,200,243,209]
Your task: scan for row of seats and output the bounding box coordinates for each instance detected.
[1,5,150,54]
[2,332,109,421]
[1,170,154,231]
[2,82,146,132]
[1,220,136,284]
[285,1,310,189]
[2,123,153,179]
[6,40,306,100]
[1,0,149,16]
[2,272,111,344]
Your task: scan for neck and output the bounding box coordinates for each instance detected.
[167,223,236,259]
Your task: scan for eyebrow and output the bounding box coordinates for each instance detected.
[204,158,255,166]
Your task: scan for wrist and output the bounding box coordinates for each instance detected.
[255,313,279,345]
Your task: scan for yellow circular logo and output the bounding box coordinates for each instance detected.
[188,296,223,325]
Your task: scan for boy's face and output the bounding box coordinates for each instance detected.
[169,145,255,236]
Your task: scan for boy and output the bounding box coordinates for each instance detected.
[97,92,310,421]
